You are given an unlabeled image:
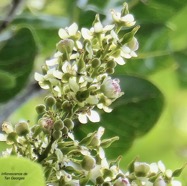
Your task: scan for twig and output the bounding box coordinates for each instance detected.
[0,0,23,33]
[0,82,42,130]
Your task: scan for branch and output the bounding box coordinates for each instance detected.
[0,0,23,33]
[0,82,43,131]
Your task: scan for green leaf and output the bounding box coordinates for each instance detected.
[0,156,45,186]
[0,70,16,89]
[75,75,164,159]
[0,27,37,102]
[168,5,187,51]
[173,51,187,87]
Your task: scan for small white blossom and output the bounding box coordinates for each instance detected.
[58,23,81,40]
[101,78,123,99]
[111,9,136,27]
[78,110,100,124]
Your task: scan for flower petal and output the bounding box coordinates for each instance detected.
[78,113,88,124]
[87,110,100,123]
[34,72,44,81]
[58,28,69,39]
[68,23,78,36]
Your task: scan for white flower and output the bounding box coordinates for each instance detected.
[78,110,100,124]
[101,78,123,99]
[34,68,58,89]
[2,122,13,134]
[111,9,136,27]
[171,180,182,186]
[58,23,81,40]
[0,133,7,141]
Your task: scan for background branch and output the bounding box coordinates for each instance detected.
[0,82,42,131]
[0,0,23,33]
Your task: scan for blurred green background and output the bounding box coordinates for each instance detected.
[1,0,187,184]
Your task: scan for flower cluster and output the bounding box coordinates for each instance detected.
[0,2,183,186]
[34,3,138,125]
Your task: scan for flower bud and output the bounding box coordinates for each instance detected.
[7,132,17,144]
[101,78,123,99]
[91,58,101,68]
[45,96,56,108]
[103,182,112,186]
[15,121,29,136]
[39,117,54,131]
[62,101,72,110]
[62,126,68,134]
[106,68,114,74]
[54,120,64,130]
[63,118,74,130]
[52,130,62,140]
[81,155,96,171]
[77,55,85,73]
[89,136,101,147]
[102,168,113,179]
[134,162,150,177]
[56,39,74,53]
[96,176,104,184]
[2,122,13,134]
[35,104,46,115]
[107,60,116,68]
[101,136,119,148]
[76,90,89,102]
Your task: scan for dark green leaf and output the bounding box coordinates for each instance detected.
[0,71,16,89]
[0,27,37,102]
[75,75,164,159]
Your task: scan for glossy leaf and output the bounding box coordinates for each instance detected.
[0,156,45,186]
[0,27,37,102]
[173,51,187,87]
[0,71,16,89]
[75,75,164,159]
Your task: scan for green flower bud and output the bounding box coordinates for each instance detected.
[107,60,116,68]
[106,68,114,74]
[7,132,17,144]
[15,121,29,136]
[45,96,56,108]
[62,101,72,110]
[91,58,101,68]
[96,176,104,184]
[52,130,62,140]
[101,136,119,148]
[134,162,150,177]
[76,90,89,102]
[64,118,74,130]
[41,65,48,74]
[77,55,85,73]
[89,136,100,147]
[62,126,68,134]
[103,182,112,186]
[35,104,46,115]
[81,155,96,171]
[54,120,64,130]
[102,168,113,179]
[56,39,74,53]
